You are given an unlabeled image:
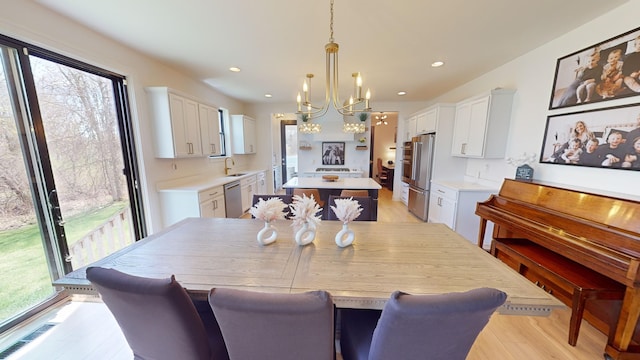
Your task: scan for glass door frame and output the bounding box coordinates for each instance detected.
[0,34,146,331]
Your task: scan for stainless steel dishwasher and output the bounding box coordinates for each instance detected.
[224,180,243,218]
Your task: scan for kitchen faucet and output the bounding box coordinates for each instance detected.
[224,157,235,175]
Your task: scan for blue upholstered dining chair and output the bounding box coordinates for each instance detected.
[339,288,507,360]
[209,288,335,360]
[86,267,229,360]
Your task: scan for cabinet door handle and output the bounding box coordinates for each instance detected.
[461,143,467,155]
[213,199,218,210]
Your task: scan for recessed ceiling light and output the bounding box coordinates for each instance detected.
[431,61,444,67]
[229,67,241,72]
[397,91,407,96]
[264,94,272,98]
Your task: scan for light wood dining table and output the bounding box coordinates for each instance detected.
[55,217,563,315]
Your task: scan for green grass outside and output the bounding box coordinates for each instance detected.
[0,202,128,322]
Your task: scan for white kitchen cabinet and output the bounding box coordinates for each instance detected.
[407,104,467,181]
[158,185,226,227]
[256,171,267,194]
[231,115,257,154]
[451,88,515,158]
[428,180,496,250]
[415,108,437,135]
[404,116,417,141]
[199,103,221,156]
[146,87,203,158]
[199,186,226,218]
[241,174,257,213]
[400,182,409,206]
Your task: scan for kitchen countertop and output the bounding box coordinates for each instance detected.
[156,170,265,192]
[431,179,499,192]
[283,177,381,190]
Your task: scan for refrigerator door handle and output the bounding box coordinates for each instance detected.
[412,142,421,181]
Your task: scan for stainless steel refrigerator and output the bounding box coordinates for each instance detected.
[407,133,435,221]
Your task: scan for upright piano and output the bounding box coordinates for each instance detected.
[476,179,640,360]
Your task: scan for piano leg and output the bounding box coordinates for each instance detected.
[605,287,640,359]
[477,218,487,249]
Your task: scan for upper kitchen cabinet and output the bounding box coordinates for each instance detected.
[146,87,207,158]
[451,88,515,158]
[199,103,222,156]
[415,108,437,135]
[403,115,417,142]
[231,115,257,154]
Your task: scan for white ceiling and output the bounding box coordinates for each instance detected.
[36,0,628,106]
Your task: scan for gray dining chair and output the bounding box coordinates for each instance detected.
[209,288,335,360]
[339,288,507,360]
[86,266,229,360]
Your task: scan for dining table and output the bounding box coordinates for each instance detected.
[54,217,563,315]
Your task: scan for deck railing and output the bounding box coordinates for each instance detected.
[68,207,135,269]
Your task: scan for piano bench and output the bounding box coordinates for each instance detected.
[493,238,626,346]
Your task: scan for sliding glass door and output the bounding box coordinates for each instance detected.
[0,36,145,330]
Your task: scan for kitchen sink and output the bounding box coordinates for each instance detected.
[228,173,247,177]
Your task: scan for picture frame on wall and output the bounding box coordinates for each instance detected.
[539,103,640,170]
[321,142,345,165]
[549,26,640,110]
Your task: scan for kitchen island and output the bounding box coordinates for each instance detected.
[283,177,382,220]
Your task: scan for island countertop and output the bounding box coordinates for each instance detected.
[283,177,382,190]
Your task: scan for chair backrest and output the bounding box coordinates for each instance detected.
[368,288,507,360]
[86,267,227,360]
[209,288,335,360]
[251,194,293,219]
[326,195,373,221]
[292,188,325,207]
[340,189,369,197]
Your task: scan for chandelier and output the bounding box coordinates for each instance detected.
[375,112,388,126]
[295,0,372,130]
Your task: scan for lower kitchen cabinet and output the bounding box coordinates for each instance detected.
[256,171,267,194]
[159,185,226,227]
[241,175,257,213]
[199,186,226,218]
[428,180,496,249]
[400,182,409,206]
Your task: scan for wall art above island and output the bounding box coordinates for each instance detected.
[539,103,640,170]
[322,142,345,165]
[549,26,640,110]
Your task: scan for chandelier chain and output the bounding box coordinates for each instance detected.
[329,0,334,43]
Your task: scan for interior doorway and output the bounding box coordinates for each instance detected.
[280,120,298,186]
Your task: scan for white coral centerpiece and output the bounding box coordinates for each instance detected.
[289,194,322,230]
[330,197,363,224]
[249,197,288,222]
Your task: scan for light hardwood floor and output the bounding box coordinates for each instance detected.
[0,187,609,359]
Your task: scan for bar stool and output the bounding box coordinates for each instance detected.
[293,188,325,208]
[340,190,369,197]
